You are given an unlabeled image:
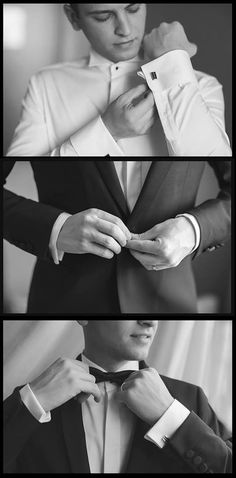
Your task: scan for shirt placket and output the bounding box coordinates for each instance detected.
[103,383,121,473]
[128,161,142,211]
[121,161,142,212]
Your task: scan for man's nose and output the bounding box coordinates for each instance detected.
[138,320,158,328]
[115,14,132,37]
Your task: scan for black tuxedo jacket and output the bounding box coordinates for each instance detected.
[3,160,231,313]
[4,366,232,473]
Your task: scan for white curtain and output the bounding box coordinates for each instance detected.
[3,320,232,431]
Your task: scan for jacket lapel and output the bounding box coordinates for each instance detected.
[127,161,173,230]
[60,353,90,473]
[126,418,159,473]
[95,161,129,217]
[60,399,90,473]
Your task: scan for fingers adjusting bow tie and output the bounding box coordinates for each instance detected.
[89,367,135,386]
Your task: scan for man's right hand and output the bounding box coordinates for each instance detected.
[57,209,131,259]
[29,358,101,412]
[102,84,157,141]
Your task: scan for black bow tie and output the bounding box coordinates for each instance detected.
[89,367,135,386]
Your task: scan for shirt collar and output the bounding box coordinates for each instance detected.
[82,353,139,373]
[88,47,143,69]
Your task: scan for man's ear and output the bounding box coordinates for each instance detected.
[77,320,88,327]
[64,4,81,31]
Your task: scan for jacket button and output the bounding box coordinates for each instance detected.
[199,463,208,473]
[193,456,202,466]
[186,450,195,459]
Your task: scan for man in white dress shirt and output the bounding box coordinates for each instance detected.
[6,3,232,156]
[3,320,232,473]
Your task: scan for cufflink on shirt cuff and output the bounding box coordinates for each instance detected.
[162,435,169,445]
[150,72,158,80]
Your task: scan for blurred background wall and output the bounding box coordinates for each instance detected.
[3,160,231,313]
[3,3,232,155]
[3,319,232,432]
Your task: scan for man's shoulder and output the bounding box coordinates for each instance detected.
[30,57,90,83]
[160,374,205,410]
[41,57,89,71]
[160,374,199,391]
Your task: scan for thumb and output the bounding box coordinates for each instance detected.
[138,226,162,242]
[75,392,91,403]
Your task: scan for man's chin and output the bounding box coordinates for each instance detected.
[109,46,141,63]
[114,52,139,62]
[124,348,149,362]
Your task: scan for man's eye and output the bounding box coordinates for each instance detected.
[94,14,112,22]
[127,4,141,14]
[94,5,141,22]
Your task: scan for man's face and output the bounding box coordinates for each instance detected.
[72,4,147,62]
[78,320,158,363]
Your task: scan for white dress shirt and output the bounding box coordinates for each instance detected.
[20,354,190,473]
[7,48,231,157]
[49,161,200,265]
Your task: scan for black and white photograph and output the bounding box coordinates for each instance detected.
[3,160,231,314]
[3,3,232,157]
[3,319,232,473]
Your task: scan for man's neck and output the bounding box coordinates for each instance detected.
[89,47,144,68]
[82,352,139,373]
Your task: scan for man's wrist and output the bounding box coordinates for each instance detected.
[101,113,119,142]
[20,384,51,423]
[141,50,198,93]
[49,212,71,265]
[145,399,190,449]
[176,213,201,253]
[149,396,175,427]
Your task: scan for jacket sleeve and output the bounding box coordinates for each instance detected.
[3,387,42,473]
[3,161,64,259]
[169,386,232,473]
[187,160,231,256]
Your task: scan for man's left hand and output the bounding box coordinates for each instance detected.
[116,368,174,426]
[126,217,195,271]
[143,22,198,61]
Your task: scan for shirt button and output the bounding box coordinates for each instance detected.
[186,450,195,459]
[193,456,202,466]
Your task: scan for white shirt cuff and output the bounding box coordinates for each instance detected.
[141,50,198,92]
[176,213,201,252]
[20,384,51,423]
[70,116,124,156]
[49,212,71,265]
[145,399,190,449]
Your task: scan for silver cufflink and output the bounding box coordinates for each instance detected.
[162,435,169,444]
